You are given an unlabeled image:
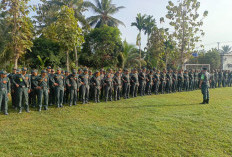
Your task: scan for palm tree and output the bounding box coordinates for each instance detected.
[143,15,156,45]
[131,13,146,67]
[86,0,125,28]
[122,40,136,66]
[221,45,232,54]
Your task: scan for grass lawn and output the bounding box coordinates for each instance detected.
[0,88,232,157]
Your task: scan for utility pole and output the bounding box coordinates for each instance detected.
[217,42,220,52]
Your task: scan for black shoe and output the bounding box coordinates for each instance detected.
[206,99,209,104]
[200,100,206,104]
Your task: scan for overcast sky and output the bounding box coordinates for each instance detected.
[30,0,232,50]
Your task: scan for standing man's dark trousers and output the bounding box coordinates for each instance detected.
[177,81,182,92]
[160,82,166,94]
[69,89,77,106]
[93,87,100,103]
[16,87,29,112]
[131,84,138,97]
[55,87,64,108]
[146,83,152,95]
[0,89,8,115]
[139,82,146,96]
[201,84,209,104]
[49,87,55,106]
[11,89,16,108]
[38,88,49,111]
[218,80,222,87]
[29,89,38,108]
[81,85,89,104]
[114,86,121,101]
[64,88,70,104]
[105,86,113,102]
[154,82,159,95]
[172,81,177,92]
[123,83,130,99]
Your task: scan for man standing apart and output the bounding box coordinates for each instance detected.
[0,71,10,115]
[199,68,211,104]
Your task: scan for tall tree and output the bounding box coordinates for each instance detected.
[80,25,123,68]
[43,6,84,71]
[1,0,33,69]
[86,0,125,28]
[221,45,232,54]
[165,0,208,68]
[144,15,156,45]
[131,13,146,67]
[36,0,91,66]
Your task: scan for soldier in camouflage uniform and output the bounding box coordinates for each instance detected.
[183,70,189,91]
[130,69,139,97]
[103,69,113,102]
[64,71,70,104]
[122,69,130,99]
[79,68,90,104]
[139,68,146,96]
[166,69,172,93]
[189,69,194,91]
[160,69,167,94]
[199,68,210,104]
[66,69,80,106]
[0,70,10,115]
[48,69,55,106]
[91,71,101,103]
[30,69,38,108]
[113,71,122,101]
[146,70,153,95]
[153,70,160,95]
[54,68,65,108]
[8,68,16,108]
[177,70,183,92]
[218,69,223,88]
[13,67,31,113]
[37,70,49,111]
[172,70,178,93]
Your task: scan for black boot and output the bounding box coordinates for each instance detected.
[200,100,206,104]
[206,99,209,104]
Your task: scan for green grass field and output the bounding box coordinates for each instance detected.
[1,88,232,157]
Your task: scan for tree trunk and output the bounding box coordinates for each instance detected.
[74,46,78,67]
[14,53,19,69]
[139,30,142,68]
[66,51,70,72]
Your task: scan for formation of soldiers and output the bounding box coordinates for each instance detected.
[0,66,231,115]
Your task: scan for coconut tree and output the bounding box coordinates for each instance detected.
[131,13,146,67]
[221,45,232,54]
[86,0,125,28]
[144,15,156,45]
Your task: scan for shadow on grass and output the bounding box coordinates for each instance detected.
[105,103,201,109]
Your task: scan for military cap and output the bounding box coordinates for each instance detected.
[3,70,7,75]
[57,67,62,71]
[72,69,77,73]
[32,69,38,73]
[22,67,27,71]
[65,70,69,73]
[124,69,129,72]
[203,67,207,71]
[47,66,51,69]
[83,68,88,72]
[0,71,3,75]
[51,69,55,72]
[95,70,99,73]
[12,68,17,70]
[89,70,92,73]
[78,68,83,72]
[16,69,21,72]
[41,70,47,73]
